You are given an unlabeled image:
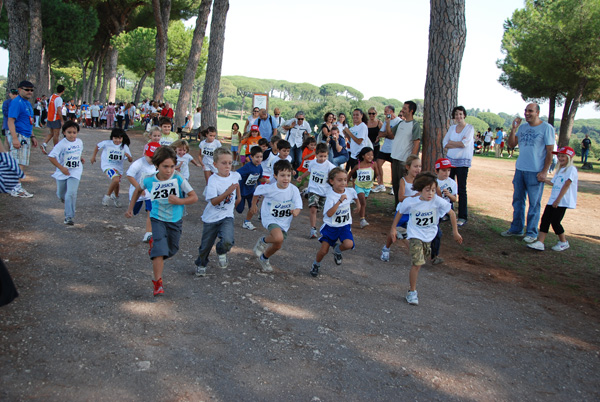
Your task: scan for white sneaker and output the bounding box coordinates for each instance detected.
[258,255,273,272]
[380,246,390,262]
[309,227,318,239]
[195,265,207,277]
[523,235,537,244]
[372,184,386,193]
[360,218,369,228]
[142,232,153,243]
[102,195,111,206]
[389,188,394,196]
[111,194,122,207]
[218,254,228,269]
[406,290,419,305]
[527,240,545,251]
[551,241,570,251]
[242,221,256,231]
[10,187,33,198]
[253,237,268,258]
[396,226,407,239]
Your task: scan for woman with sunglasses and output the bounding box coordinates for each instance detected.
[244,108,260,134]
[367,107,387,192]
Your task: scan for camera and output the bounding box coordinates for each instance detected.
[386,114,391,119]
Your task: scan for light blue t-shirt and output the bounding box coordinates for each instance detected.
[256,115,279,141]
[141,171,193,223]
[515,122,555,172]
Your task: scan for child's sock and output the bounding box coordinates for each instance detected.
[313,260,320,267]
[334,244,341,254]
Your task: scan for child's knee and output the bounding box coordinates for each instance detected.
[342,239,354,250]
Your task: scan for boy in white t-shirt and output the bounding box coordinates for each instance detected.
[262,139,292,183]
[431,158,458,264]
[251,160,303,272]
[296,143,336,238]
[198,126,222,184]
[391,172,462,306]
[126,142,159,242]
[195,148,241,277]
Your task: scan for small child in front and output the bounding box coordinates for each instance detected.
[391,172,462,306]
[236,145,263,230]
[431,157,458,264]
[198,126,222,184]
[251,160,303,272]
[125,146,198,297]
[195,148,241,277]
[172,139,201,181]
[47,121,84,226]
[310,168,361,277]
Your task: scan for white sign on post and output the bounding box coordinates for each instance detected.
[253,93,268,111]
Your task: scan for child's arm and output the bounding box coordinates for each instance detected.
[49,156,70,177]
[326,194,347,217]
[398,179,408,202]
[175,161,184,171]
[389,212,403,243]
[197,152,205,168]
[551,179,572,208]
[190,158,201,167]
[305,150,316,159]
[373,162,383,183]
[296,170,310,183]
[124,148,133,163]
[250,195,260,215]
[209,183,239,206]
[348,163,358,178]
[168,189,198,206]
[90,145,100,164]
[234,185,241,207]
[125,187,144,218]
[447,209,463,244]
[292,208,302,217]
[443,189,458,203]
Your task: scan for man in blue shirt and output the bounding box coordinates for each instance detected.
[256,108,278,141]
[2,88,18,150]
[7,80,38,198]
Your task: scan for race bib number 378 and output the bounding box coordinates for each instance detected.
[151,179,180,201]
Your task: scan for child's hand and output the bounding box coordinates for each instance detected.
[296,177,302,183]
[90,157,96,164]
[227,183,239,194]
[60,166,70,176]
[124,209,133,218]
[453,231,463,244]
[340,194,347,202]
[292,208,301,217]
[250,205,258,215]
[552,200,559,208]
[168,194,181,204]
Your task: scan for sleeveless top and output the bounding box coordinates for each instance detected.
[367,125,380,146]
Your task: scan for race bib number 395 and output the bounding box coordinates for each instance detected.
[151,179,180,201]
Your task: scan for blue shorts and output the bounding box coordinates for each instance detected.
[355,185,371,197]
[133,199,152,215]
[236,194,253,213]
[149,218,182,260]
[319,224,355,248]
[231,145,238,152]
[397,212,409,226]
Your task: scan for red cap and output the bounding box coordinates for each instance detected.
[435,158,453,170]
[553,146,575,158]
[250,124,260,132]
[145,142,160,157]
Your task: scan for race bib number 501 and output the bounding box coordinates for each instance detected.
[151,179,180,201]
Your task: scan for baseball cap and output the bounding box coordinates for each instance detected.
[553,146,575,158]
[250,124,260,132]
[145,142,160,157]
[435,158,453,170]
[18,80,34,89]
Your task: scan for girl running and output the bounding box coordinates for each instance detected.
[91,128,132,207]
[349,147,382,228]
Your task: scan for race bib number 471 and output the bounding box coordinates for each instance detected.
[151,179,180,201]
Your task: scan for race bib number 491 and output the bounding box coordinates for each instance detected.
[151,179,180,201]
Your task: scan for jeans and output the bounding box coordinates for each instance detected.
[124,114,130,130]
[391,159,406,205]
[450,167,469,220]
[195,217,234,267]
[510,169,545,237]
[56,177,80,219]
[582,148,589,164]
[331,154,349,167]
[431,225,442,258]
[290,145,302,170]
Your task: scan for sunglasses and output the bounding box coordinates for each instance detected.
[368,112,376,115]
[21,88,34,92]
[253,110,259,112]
[297,118,304,121]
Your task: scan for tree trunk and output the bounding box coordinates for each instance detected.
[152,0,171,102]
[38,46,50,96]
[201,0,229,130]
[107,45,119,103]
[134,71,151,106]
[27,0,43,91]
[6,0,29,92]
[422,0,467,171]
[547,92,556,128]
[173,0,211,129]
[78,57,88,102]
[99,51,110,103]
[94,51,105,101]
[85,55,98,102]
[239,94,246,121]
[558,77,588,147]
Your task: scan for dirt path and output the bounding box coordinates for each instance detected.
[1,128,599,401]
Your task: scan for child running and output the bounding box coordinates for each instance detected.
[391,172,462,305]
[147,125,162,144]
[296,143,336,238]
[296,136,317,189]
[527,146,578,252]
[172,139,201,181]
[125,146,198,296]
[90,128,132,207]
[240,125,262,163]
[47,121,84,225]
[431,158,458,264]
[349,147,382,228]
[262,139,292,183]
[310,168,361,277]
[236,145,263,230]
[251,160,303,272]
[195,148,241,276]
[126,142,159,242]
[198,126,222,184]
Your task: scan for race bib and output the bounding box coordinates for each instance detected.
[310,171,326,185]
[356,170,372,183]
[245,173,260,186]
[63,153,81,169]
[151,179,180,201]
[410,210,437,228]
[331,204,351,227]
[270,201,293,218]
[202,147,214,157]
[302,159,310,169]
[108,149,123,162]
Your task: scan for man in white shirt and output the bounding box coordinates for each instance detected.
[282,111,311,169]
[376,105,402,194]
[90,100,101,128]
[192,107,202,134]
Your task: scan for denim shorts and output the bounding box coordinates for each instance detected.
[150,218,182,260]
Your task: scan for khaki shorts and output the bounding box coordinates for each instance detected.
[308,192,326,211]
[8,133,31,166]
[409,238,431,266]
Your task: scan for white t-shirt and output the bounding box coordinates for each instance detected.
[380,117,401,154]
[199,139,222,170]
[254,182,303,232]
[548,166,578,208]
[307,159,336,196]
[89,105,100,117]
[97,140,131,172]
[396,195,451,242]
[201,172,242,223]
[127,157,157,201]
[322,187,358,228]
[48,138,84,180]
[265,155,293,182]
[437,177,458,204]
[192,112,202,129]
[177,153,194,180]
[484,131,493,142]
[348,122,368,159]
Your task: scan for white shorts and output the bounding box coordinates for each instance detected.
[203,163,216,173]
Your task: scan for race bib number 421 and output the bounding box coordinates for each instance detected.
[151,179,180,201]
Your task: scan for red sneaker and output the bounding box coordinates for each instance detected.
[152,278,164,296]
[148,237,154,256]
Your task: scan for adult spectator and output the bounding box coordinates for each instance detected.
[2,89,18,149]
[255,108,278,141]
[581,134,592,164]
[319,112,335,143]
[7,80,38,198]
[116,102,125,129]
[282,111,311,169]
[192,107,202,134]
[40,94,48,127]
[67,100,77,121]
[342,108,369,171]
[494,127,504,157]
[376,105,401,195]
[336,112,349,133]
[501,103,555,243]
[383,101,421,205]
[443,106,474,226]
[328,125,348,167]
[483,127,493,154]
[33,98,42,127]
[367,107,385,192]
[90,100,100,128]
[41,84,65,153]
[273,107,285,128]
[244,107,259,133]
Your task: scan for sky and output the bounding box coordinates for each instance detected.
[2,0,598,119]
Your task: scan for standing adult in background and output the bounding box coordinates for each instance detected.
[123,103,132,130]
[384,101,421,205]
[67,100,77,121]
[483,127,493,154]
[376,105,401,195]
[40,94,48,127]
[191,107,202,138]
[116,102,125,129]
[501,103,555,243]
[2,89,18,149]
[244,107,259,133]
[282,111,311,169]
[90,100,100,128]
[7,80,38,198]
[328,125,348,167]
[343,108,368,172]
[255,108,278,141]
[367,107,385,192]
[128,102,136,129]
[494,127,503,158]
[581,134,592,164]
[443,106,474,226]
[273,108,285,130]
[336,112,349,134]
[41,85,65,154]
[160,102,174,130]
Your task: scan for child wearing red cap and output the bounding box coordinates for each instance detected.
[527,146,578,252]
[126,142,159,242]
[431,158,458,264]
[240,125,262,164]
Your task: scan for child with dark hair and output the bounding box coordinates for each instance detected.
[198,126,222,184]
[349,146,382,228]
[91,128,132,207]
[158,117,178,146]
[236,146,264,230]
[390,171,462,306]
[125,146,198,296]
[261,139,292,183]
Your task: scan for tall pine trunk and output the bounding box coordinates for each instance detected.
[134,71,151,106]
[152,0,171,102]
[174,0,211,129]
[422,0,466,171]
[99,51,110,103]
[94,51,105,101]
[27,0,42,91]
[38,46,50,96]
[6,0,29,91]
[201,0,229,131]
